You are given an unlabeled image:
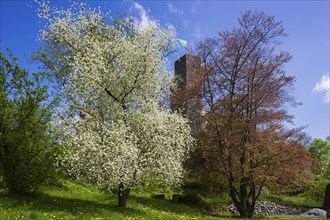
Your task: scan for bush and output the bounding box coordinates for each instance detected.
[182,170,202,189]
[178,189,232,214]
[179,192,208,207]
[2,142,57,195]
[183,146,229,194]
[0,50,58,194]
[303,177,329,204]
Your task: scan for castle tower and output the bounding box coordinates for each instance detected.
[171,54,202,136]
[175,54,200,88]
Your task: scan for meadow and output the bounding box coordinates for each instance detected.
[0,180,323,220]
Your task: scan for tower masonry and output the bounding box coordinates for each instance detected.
[171,54,203,136]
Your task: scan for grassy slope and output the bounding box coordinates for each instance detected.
[0,180,222,220]
[261,194,322,211]
[0,180,322,220]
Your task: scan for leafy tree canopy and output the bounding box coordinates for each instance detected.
[35,1,194,208]
[172,10,318,218]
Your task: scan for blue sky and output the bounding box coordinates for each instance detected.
[1,0,329,140]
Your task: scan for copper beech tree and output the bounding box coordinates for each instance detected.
[173,11,318,218]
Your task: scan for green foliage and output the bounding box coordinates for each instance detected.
[183,168,229,195]
[199,171,229,194]
[179,192,207,207]
[182,170,202,189]
[179,189,232,215]
[261,193,321,211]
[302,177,329,204]
[261,177,329,210]
[308,136,330,178]
[0,50,57,194]
[183,142,229,194]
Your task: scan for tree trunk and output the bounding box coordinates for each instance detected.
[233,199,255,218]
[118,182,130,208]
[230,184,256,218]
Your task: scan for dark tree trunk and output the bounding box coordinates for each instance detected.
[118,182,130,208]
[229,184,257,218]
[232,197,255,218]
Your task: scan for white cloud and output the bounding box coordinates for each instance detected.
[193,24,201,40]
[132,2,152,28]
[313,73,330,104]
[168,3,183,15]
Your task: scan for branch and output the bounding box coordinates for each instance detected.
[104,87,120,103]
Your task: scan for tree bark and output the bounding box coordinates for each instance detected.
[230,184,256,218]
[233,199,254,218]
[118,182,130,208]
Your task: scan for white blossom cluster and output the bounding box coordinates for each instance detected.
[36,1,193,191]
[63,111,193,191]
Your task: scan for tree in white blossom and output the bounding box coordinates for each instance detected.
[36,1,193,208]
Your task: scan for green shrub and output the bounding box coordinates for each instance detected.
[182,170,202,189]
[0,50,58,195]
[179,192,208,207]
[303,177,329,204]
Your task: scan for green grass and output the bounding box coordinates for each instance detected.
[261,193,322,211]
[0,180,323,220]
[0,180,224,220]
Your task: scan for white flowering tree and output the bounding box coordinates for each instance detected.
[36,1,193,207]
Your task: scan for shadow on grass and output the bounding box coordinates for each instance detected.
[0,191,144,216]
[0,191,264,219]
[129,195,200,215]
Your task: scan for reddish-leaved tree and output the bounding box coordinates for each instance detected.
[173,10,318,218]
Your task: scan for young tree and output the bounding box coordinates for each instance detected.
[173,11,317,218]
[308,136,330,178]
[36,2,193,208]
[0,50,57,194]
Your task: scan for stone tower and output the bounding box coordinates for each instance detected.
[171,54,202,136]
[175,54,200,88]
